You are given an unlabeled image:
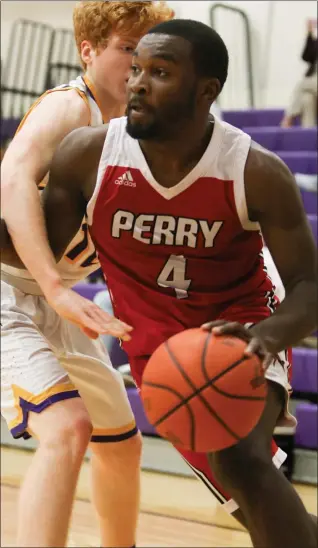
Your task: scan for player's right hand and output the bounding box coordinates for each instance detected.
[45,285,133,340]
[201,320,271,371]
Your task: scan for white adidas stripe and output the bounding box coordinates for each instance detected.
[180,456,228,505]
[181,447,287,514]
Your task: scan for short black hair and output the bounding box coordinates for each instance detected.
[146,19,229,90]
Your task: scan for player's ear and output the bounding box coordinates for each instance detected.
[202,78,221,104]
[81,40,94,66]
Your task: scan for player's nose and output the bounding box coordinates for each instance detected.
[129,71,150,95]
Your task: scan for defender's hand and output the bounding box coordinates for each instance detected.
[45,285,133,341]
[201,320,273,371]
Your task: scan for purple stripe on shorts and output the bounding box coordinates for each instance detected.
[10,390,80,440]
[91,425,139,443]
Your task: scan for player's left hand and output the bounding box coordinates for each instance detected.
[45,285,133,341]
[201,320,273,371]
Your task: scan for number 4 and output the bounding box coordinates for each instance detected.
[157,255,191,299]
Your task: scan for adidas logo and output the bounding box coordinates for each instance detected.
[114,170,136,187]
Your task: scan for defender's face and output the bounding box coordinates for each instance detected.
[126,34,198,139]
[90,33,142,103]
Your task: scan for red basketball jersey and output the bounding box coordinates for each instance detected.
[87,117,276,358]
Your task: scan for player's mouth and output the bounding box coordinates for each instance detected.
[128,99,151,118]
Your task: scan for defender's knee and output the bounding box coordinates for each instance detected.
[91,430,142,469]
[29,399,93,457]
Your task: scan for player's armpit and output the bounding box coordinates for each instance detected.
[0,213,67,268]
[0,218,25,268]
[41,125,107,260]
[244,144,317,354]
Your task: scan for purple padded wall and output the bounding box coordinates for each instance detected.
[223,109,284,129]
[300,189,318,215]
[126,387,156,435]
[308,215,317,245]
[295,403,318,449]
[277,152,317,175]
[243,127,317,152]
[291,348,317,393]
[73,281,106,302]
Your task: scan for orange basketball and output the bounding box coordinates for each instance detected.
[140,328,267,452]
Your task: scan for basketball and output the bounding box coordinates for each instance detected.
[141,328,268,453]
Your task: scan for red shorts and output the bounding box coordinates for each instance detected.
[130,319,293,514]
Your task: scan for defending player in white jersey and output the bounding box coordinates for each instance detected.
[0,3,173,547]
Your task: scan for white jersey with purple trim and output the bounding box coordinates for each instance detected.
[1,76,103,295]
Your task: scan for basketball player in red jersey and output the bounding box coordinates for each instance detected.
[0,3,173,547]
[2,19,317,547]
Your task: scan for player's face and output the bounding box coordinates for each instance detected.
[89,33,142,103]
[126,34,198,140]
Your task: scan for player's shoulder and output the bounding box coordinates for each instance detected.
[246,140,293,184]
[38,87,88,112]
[244,141,297,217]
[20,88,90,131]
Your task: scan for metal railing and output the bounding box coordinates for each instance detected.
[45,27,82,89]
[210,3,254,108]
[1,20,82,120]
[1,20,55,118]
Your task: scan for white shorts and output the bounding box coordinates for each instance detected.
[1,280,137,442]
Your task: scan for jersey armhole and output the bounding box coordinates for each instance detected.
[233,133,260,232]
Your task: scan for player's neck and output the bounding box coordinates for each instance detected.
[139,118,213,187]
[83,73,126,122]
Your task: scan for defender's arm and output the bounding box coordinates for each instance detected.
[1,90,90,289]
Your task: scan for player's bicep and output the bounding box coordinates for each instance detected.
[245,148,317,291]
[261,213,316,292]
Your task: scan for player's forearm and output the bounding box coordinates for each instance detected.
[2,181,64,294]
[251,279,317,353]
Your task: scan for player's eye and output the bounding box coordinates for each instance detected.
[131,65,141,75]
[121,46,135,53]
[154,68,168,78]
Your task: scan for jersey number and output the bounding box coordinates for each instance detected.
[157,255,191,299]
